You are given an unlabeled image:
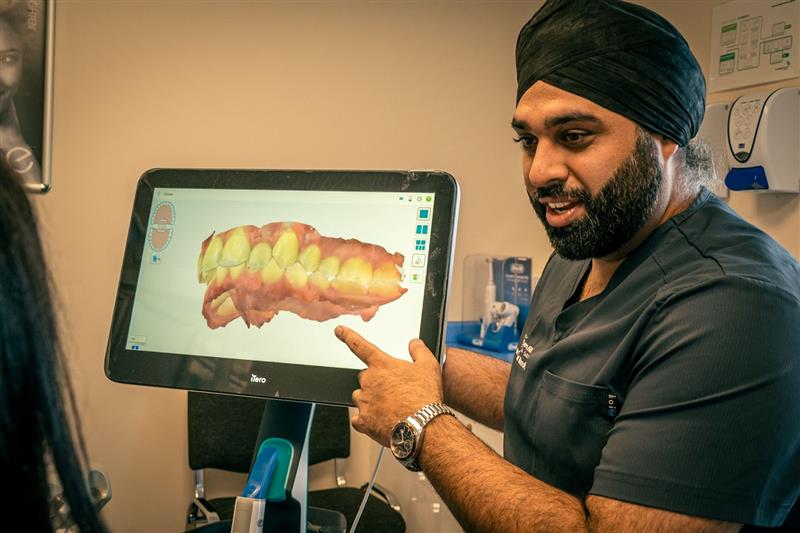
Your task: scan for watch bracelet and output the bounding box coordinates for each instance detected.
[411,402,455,428]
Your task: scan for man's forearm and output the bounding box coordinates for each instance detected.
[418,416,741,533]
[442,347,510,430]
[420,414,587,532]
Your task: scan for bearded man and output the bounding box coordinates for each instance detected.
[334,1,800,531]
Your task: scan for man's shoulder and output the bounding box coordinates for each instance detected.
[653,191,800,301]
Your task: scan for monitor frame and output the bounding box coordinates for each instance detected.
[104,168,459,406]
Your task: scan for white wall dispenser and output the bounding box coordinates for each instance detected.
[725,87,800,193]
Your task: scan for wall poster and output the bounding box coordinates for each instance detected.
[710,0,800,93]
[0,0,54,193]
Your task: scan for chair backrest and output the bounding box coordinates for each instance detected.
[187,392,350,472]
[308,402,351,465]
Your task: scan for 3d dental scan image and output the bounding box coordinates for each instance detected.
[198,222,407,329]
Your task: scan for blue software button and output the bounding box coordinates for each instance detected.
[417,207,430,220]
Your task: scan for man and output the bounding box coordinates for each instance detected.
[335,0,800,530]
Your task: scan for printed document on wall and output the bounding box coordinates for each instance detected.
[710,0,800,92]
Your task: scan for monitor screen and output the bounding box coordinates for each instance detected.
[105,169,459,405]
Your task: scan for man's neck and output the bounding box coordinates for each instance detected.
[579,185,700,302]
[579,259,622,301]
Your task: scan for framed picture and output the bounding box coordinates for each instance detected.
[0,0,54,193]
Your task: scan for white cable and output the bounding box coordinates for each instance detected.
[348,445,386,533]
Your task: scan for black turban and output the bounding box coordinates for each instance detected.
[516,0,706,146]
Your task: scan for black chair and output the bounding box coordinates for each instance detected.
[185,391,406,532]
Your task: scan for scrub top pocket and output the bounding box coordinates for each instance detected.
[531,370,614,496]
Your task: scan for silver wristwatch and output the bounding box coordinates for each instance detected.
[390,402,455,471]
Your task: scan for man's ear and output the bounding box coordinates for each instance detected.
[653,133,679,162]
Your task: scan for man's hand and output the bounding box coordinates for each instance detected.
[334,325,443,445]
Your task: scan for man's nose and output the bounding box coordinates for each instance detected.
[527,141,568,189]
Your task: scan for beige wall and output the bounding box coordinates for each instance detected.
[34,1,798,532]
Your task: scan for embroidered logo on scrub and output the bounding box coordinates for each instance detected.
[515,335,534,370]
[606,393,620,418]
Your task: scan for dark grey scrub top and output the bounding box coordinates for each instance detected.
[504,189,800,527]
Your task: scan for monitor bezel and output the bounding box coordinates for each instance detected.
[104,168,459,406]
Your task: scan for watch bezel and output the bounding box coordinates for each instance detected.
[390,404,453,471]
[390,420,417,460]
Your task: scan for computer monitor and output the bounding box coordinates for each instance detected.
[105,169,459,406]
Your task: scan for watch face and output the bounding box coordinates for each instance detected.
[390,422,415,460]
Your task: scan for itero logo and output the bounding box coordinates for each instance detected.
[250,374,268,384]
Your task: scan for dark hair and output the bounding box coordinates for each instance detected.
[0,168,105,531]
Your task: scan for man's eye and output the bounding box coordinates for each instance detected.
[513,136,536,150]
[562,131,589,144]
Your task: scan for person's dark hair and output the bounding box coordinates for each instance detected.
[0,166,105,531]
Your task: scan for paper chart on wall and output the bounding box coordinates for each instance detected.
[709,0,800,93]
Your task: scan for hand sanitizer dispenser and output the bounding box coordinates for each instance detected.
[725,87,800,193]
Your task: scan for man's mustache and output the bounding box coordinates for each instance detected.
[530,184,592,204]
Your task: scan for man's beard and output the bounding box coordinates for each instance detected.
[530,131,663,260]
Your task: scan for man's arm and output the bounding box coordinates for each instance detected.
[336,326,741,533]
[421,415,740,533]
[442,347,510,431]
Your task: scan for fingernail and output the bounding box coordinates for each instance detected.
[335,326,343,338]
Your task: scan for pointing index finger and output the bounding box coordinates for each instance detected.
[335,325,383,366]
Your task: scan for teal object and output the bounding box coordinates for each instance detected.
[258,438,294,502]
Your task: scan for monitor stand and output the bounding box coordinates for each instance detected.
[203,399,347,533]
[232,400,347,533]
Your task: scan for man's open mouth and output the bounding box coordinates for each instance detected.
[546,200,580,214]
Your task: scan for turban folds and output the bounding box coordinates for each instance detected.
[516,0,706,146]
